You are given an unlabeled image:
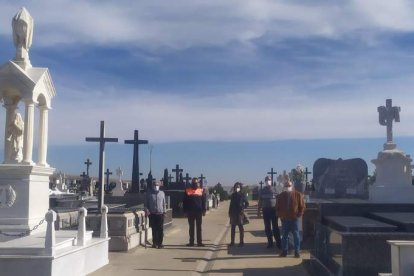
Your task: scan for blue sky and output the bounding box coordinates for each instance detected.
[1,1,414,186]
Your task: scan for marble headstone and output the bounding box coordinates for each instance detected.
[312,158,368,199]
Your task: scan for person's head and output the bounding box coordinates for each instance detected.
[153,180,161,191]
[234,182,242,193]
[191,177,200,188]
[265,176,272,186]
[283,180,293,192]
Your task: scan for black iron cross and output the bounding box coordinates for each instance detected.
[172,164,183,185]
[267,168,277,187]
[105,168,112,191]
[84,158,92,177]
[183,173,191,186]
[85,121,118,213]
[304,167,312,183]
[199,174,206,187]
[124,130,148,193]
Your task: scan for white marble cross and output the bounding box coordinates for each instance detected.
[378,99,400,144]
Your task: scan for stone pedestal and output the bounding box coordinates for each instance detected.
[370,144,414,203]
[111,180,125,197]
[0,164,54,234]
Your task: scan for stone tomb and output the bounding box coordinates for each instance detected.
[312,158,368,199]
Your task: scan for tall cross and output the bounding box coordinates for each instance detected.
[85,121,118,213]
[267,168,277,187]
[304,167,312,183]
[84,158,92,177]
[183,173,191,186]
[105,168,112,191]
[172,164,183,185]
[199,174,206,187]
[124,130,148,193]
[378,99,401,145]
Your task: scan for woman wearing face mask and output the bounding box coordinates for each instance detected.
[276,180,305,258]
[257,176,281,249]
[145,180,166,249]
[228,182,249,247]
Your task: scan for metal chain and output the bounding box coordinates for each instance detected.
[0,218,45,237]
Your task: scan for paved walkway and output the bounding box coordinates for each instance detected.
[90,201,310,276]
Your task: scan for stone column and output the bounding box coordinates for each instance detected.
[3,101,17,163]
[22,99,34,164]
[37,106,49,167]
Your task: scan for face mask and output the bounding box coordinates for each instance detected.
[236,187,241,192]
[267,180,272,186]
[154,186,160,191]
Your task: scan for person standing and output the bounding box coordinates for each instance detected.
[145,180,166,249]
[258,176,281,249]
[276,180,305,258]
[228,182,249,247]
[183,178,207,246]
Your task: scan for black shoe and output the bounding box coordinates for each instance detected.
[157,245,164,249]
[294,251,300,258]
[279,251,287,257]
[266,243,274,249]
[186,243,194,247]
[197,243,205,247]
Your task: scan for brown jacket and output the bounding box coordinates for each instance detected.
[276,190,305,220]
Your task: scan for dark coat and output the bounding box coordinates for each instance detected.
[183,187,207,214]
[228,192,249,225]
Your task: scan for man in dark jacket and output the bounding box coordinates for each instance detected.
[183,177,207,246]
[258,176,281,249]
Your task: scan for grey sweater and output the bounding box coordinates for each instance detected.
[259,186,277,209]
[145,190,166,214]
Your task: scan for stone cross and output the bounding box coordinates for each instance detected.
[172,164,183,185]
[84,158,92,177]
[124,130,148,193]
[85,121,118,213]
[378,99,401,146]
[183,173,191,186]
[105,169,112,191]
[267,168,277,187]
[199,174,206,187]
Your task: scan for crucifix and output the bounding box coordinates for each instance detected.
[183,173,191,186]
[84,158,92,177]
[378,99,401,148]
[199,174,206,187]
[85,121,118,212]
[105,168,112,191]
[124,130,148,193]
[267,168,277,187]
[172,164,183,186]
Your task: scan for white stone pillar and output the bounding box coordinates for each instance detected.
[45,210,56,255]
[100,205,108,239]
[3,102,17,163]
[37,106,49,167]
[22,100,34,164]
[77,207,87,246]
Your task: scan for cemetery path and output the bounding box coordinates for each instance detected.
[89,200,310,276]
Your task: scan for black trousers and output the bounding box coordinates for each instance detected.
[230,224,244,244]
[149,214,164,246]
[187,212,203,244]
[262,207,281,245]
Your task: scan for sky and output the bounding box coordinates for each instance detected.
[1,1,414,186]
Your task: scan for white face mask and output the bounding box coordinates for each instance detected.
[236,187,241,192]
[266,180,272,186]
[154,186,160,191]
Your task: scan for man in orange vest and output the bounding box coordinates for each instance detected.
[183,177,207,246]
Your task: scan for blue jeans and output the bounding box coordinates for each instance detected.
[281,218,300,252]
